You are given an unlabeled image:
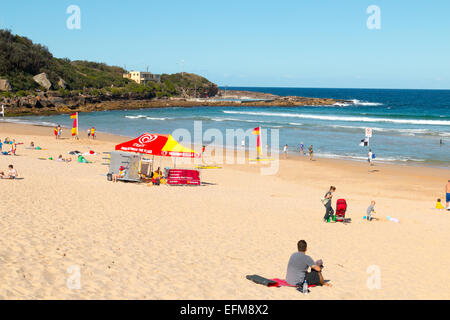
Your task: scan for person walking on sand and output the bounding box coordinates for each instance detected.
[286,240,332,289]
[87,129,91,138]
[446,180,450,210]
[57,125,62,139]
[308,145,314,161]
[322,186,336,222]
[366,200,377,221]
[283,144,288,159]
[368,149,373,166]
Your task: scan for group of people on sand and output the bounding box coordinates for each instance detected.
[322,185,378,222]
[53,125,62,139]
[283,143,314,160]
[281,187,382,291]
[87,127,96,139]
[53,125,97,139]
[0,137,18,155]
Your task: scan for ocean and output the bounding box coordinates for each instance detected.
[4,87,450,168]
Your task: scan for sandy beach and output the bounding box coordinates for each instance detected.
[0,121,449,300]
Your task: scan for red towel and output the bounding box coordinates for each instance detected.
[269,278,317,288]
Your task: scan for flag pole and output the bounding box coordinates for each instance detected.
[258,125,261,160]
[76,112,79,139]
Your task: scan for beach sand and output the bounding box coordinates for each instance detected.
[0,121,449,299]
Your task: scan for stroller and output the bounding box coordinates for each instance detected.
[335,199,348,222]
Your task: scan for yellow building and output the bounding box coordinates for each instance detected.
[123,71,161,84]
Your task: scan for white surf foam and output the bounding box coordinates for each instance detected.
[125,115,169,120]
[223,111,450,126]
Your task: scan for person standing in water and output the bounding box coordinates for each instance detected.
[308,145,314,161]
[300,142,304,156]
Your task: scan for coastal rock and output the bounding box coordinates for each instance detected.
[0,79,12,91]
[33,73,52,90]
[0,89,343,116]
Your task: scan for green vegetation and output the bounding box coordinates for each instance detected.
[0,29,130,91]
[0,29,218,97]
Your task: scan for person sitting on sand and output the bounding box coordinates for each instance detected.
[436,198,445,209]
[0,165,18,179]
[366,200,377,221]
[57,155,72,162]
[286,240,331,288]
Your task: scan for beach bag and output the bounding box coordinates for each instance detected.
[246,275,278,287]
[321,198,330,206]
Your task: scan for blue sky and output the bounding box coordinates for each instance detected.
[1,0,449,89]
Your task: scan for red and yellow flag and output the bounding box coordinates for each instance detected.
[252,126,262,156]
[70,112,78,136]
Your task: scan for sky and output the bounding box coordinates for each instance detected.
[1,0,449,89]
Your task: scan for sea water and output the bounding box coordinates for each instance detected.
[5,87,450,168]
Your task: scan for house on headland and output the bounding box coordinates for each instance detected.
[123,71,161,84]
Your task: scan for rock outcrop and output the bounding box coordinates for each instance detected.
[33,73,52,90]
[0,89,344,116]
[0,79,12,91]
[57,77,67,89]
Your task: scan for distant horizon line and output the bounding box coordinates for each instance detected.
[217,85,450,91]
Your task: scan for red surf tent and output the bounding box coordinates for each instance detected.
[115,133,201,158]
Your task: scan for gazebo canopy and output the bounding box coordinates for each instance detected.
[115,133,201,158]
